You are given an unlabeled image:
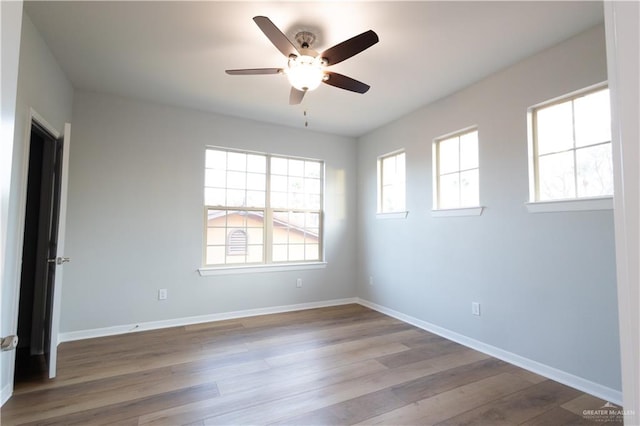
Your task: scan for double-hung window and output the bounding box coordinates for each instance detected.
[530,86,613,202]
[433,128,480,210]
[204,147,323,267]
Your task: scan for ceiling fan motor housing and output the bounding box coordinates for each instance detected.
[287,50,324,91]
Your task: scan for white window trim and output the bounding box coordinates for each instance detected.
[376,211,409,220]
[203,147,324,268]
[527,82,612,203]
[377,149,406,214]
[525,196,613,213]
[198,262,327,276]
[431,206,485,217]
[432,126,480,211]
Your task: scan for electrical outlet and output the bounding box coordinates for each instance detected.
[296,278,303,288]
[472,302,481,316]
[158,289,168,300]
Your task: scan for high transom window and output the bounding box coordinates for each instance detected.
[204,147,323,267]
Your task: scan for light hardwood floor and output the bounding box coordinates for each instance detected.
[1,304,623,425]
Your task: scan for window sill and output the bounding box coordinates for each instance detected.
[525,196,613,213]
[376,211,409,220]
[198,262,327,276]
[431,206,485,217]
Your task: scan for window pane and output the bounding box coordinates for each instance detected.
[305,244,319,261]
[290,212,305,228]
[204,187,225,206]
[305,178,321,194]
[206,227,226,245]
[226,211,246,227]
[396,152,405,181]
[273,226,289,244]
[306,212,320,228]
[246,245,263,263]
[247,154,266,173]
[537,101,574,155]
[289,159,304,176]
[289,177,304,193]
[271,157,288,175]
[382,185,404,212]
[459,131,479,170]
[306,194,321,210]
[246,173,265,191]
[382,156,397,183]
[538,151,575,201]
[439,173,460,209]
[378,152,405,213]
[271,191,287,209]
[205,169,225,188]
[272,244,288,262]
[226,254,245,264]
[576,144,614,197]
[460,169,479,207]
[226,171,246,189]
[574,89,611,147]
[439,137,459,174]
[206,246,225,265]
[247,227,264,245]
[226,189,246,207]
[305,229,319,244]
[305,161,321,178]
[206,149,226,169]
[271,175,287,192]
[288,244,305,261]
[246,190,265,208]
[227,152,246,171]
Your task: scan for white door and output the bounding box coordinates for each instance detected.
[47,122,70,378]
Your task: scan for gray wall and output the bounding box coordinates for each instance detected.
[61,92,357,332]
[356,25,620,391]
[2,12,74,402]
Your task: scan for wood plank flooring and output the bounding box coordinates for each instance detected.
[0,304,624,425]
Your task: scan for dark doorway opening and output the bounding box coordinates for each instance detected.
[15,122,62,384]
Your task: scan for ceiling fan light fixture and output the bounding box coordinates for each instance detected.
[286,55,324,91]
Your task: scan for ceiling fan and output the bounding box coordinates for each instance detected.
[226,16,379,105]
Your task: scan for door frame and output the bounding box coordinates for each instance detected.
[8,108,63,382]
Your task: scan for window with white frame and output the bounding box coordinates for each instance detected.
[377,151,406,213]
[530,86,613,202]
[433,128,480,209]
[204,147,323,267]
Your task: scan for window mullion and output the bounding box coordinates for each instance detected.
[571,99,578,198]
[457,137,462,206]
[264,155,272,264]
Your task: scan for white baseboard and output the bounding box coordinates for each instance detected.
[356,298,623,406]
[58,297,359,343]
[1,382,12,406]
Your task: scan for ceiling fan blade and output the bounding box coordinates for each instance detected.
[289,87,306,105]
[321,30,379,66]
[323,72,370,94]
[226,68,283,75]
[253,16,300,58]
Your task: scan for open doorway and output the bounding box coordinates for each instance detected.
[14,122,63,384]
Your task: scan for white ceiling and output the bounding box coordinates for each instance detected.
[25,1,604,137]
